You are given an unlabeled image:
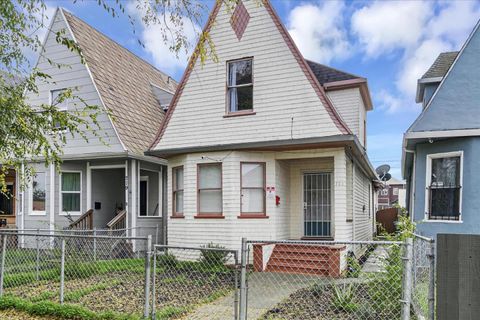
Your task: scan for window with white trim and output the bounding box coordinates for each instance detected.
[172,166,184,216]
[241,162,265,215]
[197,163,222,215]
[61,172,81,214]
[426,152,462,221]
[227,58,253,113]
[381,189,388,196]
[139,176,149,216]
[32,172,46,214]
[393,188,399,195]
[50,89,69,130]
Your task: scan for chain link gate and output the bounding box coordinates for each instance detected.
[240,238,412,320]
[151,244,240,319]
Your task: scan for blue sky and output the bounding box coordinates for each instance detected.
[42,0,480,178]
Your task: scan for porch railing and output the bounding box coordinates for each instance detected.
[67,209,93,230]
[107,210,126,230]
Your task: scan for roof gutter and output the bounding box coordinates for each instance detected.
[28,151,168,165]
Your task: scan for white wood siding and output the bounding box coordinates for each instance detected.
[353,164,373,241]
[155,1,341,151]
[24,11,124,156]
[166,148,352,250]
[326,87,366,147]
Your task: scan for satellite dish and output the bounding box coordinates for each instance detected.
[375,164,391,181]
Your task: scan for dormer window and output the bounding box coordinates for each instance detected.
[227,58,253,113]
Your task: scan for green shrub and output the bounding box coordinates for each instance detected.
[331,283,358,313]
[346,253,361,278]
[199,243,229,267]
[156,252,178,268]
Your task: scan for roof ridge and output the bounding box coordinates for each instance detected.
[61,8,177,87]
[305,59,363,80]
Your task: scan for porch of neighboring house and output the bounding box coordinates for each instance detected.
[0,169,17,228]
[63,159,165,242]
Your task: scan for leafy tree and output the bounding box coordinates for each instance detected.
[0,0,238,194]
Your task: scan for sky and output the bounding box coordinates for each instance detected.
[38,0,480,179]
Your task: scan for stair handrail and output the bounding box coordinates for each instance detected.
[107,210,126,230]
[67,209,94,230]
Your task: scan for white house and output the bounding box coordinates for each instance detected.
[147,0,377,262]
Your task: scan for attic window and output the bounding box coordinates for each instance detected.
[230,0,250,40]
[227,58,253,113]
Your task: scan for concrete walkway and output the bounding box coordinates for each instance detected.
[184,272,323,320]
[361,246,389,274]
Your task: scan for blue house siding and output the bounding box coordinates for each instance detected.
[413,137,480,238]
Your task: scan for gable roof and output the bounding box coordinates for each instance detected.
[306,60,361,85]
[149,0,352,150]
[421,51,458,79]
[61,9,178,155]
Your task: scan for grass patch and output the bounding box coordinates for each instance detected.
[0,295,142,320]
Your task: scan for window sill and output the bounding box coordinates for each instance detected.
[60,212,81,216]
[223,111,256,118]
[138,215,162,219]
[421,219,463,224]
[170,215,185,219]
[194,215,225,219]
[29,212,46,216]
[237,215,269,219]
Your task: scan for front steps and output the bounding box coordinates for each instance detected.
[253,243,345,277]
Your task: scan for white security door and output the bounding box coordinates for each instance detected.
[303,172,332,237]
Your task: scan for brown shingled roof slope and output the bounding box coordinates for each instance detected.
[62,9,178,155]
[421,51,459,79]
[306,60,362,85]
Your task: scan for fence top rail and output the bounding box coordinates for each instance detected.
[0,231,149,241]
[246,239,404,246]
[413,233,435,243]
[0,227,157,233]
[154,244,238,255]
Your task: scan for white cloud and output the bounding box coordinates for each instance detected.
[352,0,480,112]
[126,2,200,75]
[23,4,56,66]
[351,1,432,58]
[287,1,351,63]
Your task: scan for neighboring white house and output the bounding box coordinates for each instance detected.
[17,8,177,243]
[147,0,377,253]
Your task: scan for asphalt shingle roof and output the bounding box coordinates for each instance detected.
[63,10,178,155]
[306,60,361,85]
[421,51,459,79]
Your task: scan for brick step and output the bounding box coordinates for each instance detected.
[266,259,331,271]
[273,244,341,255]
[268,254,331,264]
[265,264,330,276]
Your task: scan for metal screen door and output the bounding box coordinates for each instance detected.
[303,172,332,237]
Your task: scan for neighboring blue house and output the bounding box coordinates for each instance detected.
[402,20,480,238]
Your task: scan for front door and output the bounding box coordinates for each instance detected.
[303,172,332,237]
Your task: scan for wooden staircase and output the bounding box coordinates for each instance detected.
[67,209,93,230]
[253,243,345,277]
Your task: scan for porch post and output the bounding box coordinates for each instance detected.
[333,150,348,242]
[124,160,129,233]
[49,164,55,246]
[86,162,91,210]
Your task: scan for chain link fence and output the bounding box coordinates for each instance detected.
[412,234,435,320]
[152,244,239,320]
[242,239,410,320]
[0,231,151,318]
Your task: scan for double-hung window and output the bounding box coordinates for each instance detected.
[227,58,253,113]
[197,163,222,216]
[241,162,265,216]
[31,172,46,215]
[61,172,81,215]
[426,152,462,221]
[172,166,184,216]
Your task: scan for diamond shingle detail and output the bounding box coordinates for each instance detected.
[230,0,250,40]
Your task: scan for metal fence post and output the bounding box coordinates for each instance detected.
[0,235,8,297]
[93,228,97,261]
[151,246,157,320]
[401,237,414,320]
[234,251,239,320]
[239,238,248,320]
[144,235,152,318]
[155,225,159,245]
[35,230,40,281]
[60,238,66,304]
[427,241,435,320]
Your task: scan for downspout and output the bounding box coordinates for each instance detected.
[352,160,356,242]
